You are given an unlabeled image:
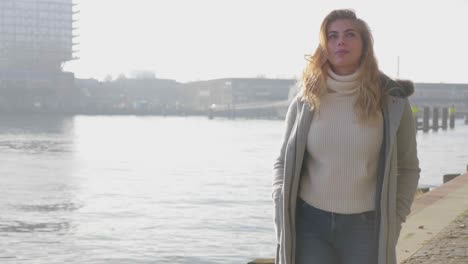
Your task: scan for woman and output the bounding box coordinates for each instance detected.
[272,9,420,264]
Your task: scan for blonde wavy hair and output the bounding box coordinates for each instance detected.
[300,9,382,122]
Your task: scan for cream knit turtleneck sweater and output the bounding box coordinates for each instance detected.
[298,68,383,214]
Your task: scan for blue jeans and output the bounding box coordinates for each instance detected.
[295,198,377,264]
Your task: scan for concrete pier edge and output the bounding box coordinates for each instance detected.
[248,172,468,264]
[397,172,468,263]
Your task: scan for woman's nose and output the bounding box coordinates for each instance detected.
[337,37,345,46]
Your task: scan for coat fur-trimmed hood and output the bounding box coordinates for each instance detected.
[380,73,415,98]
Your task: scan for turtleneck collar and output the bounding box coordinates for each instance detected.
[326,67,361,96]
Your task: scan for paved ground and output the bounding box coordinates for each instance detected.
[248,173,468,264]
[400,209,468,264]
[397,172,468,263]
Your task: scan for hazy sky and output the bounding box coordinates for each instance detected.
[64,0,468,83]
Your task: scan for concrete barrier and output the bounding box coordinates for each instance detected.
[443,173,461,184]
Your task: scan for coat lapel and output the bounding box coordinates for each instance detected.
[295,101,314,175]
[289,101,314,210]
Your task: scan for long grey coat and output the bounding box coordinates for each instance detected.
[272,75,421,264]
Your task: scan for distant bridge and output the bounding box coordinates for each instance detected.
[210,100,468,119]
[209,100,290,119]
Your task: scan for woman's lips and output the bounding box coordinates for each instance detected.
[335,50,349,55]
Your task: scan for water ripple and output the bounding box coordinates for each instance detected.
[0,220,71,233]
[16,202,82,213]
[0,140,69,154]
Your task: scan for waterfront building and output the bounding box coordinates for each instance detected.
[0,0,77,112]
[181,78,296,112]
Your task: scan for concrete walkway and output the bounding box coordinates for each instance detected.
[397,172,468,263]
[248,172,468,264]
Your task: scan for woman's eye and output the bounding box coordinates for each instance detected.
[346,32,356,38]
[328,34,337,40]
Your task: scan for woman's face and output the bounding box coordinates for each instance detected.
[326,19,363,75]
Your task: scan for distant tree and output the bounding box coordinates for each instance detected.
[104,74,113,82]
[130,70,156,79]
[256,74,266,79]
[116,73,127,81]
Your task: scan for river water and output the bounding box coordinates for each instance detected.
[0,115,466,263]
